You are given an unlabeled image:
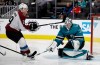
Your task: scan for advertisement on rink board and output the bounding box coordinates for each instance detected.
[24,19,98,37]
[0,19,99,39]
[0,19,8,34]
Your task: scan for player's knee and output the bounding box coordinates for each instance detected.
[18,38,26,44]
[18,37,28,48]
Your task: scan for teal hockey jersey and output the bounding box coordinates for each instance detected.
[54,24,85,46]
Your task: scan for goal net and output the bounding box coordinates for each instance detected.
[91,14,100,55]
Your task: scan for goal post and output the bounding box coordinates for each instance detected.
[91,14,100,55]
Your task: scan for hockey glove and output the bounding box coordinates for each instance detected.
[46,41,57,52]
[28,22,39,31]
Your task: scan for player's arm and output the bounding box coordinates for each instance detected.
[55,27,65,46]
[46,26,65,52]
[19,18,38,31]
[20,18,38,31]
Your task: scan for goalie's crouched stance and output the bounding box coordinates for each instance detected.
[46,17,93,60]
[58,40,92,60]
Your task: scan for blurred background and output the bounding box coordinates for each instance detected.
[0,0,100,19]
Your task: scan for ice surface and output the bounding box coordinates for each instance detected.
[0,39,100,65]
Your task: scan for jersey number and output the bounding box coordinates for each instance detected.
[9,16,14,23]
[9,13,17,23]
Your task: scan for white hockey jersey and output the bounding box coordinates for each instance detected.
[6,10,29,31]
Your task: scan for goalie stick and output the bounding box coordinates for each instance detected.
[36,40,59,56]
[36,42,56,56]
[36,50,48,56]
[35,36,84,56]
[0,45,37,58]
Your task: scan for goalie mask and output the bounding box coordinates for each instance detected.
[65,17,72,30]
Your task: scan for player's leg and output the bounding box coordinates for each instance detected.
[6,30,37,59]
[18,37,30,55]
[6,30,30,55]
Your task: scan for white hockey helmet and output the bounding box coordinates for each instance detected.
[19,3,28,10]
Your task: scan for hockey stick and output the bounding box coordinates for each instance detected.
[36,50,48,56]
[0,45,37,58]
[29,15,66,31]
[30,15,66,28]
[0,51,6,56]
[38,21,64,27]
[0,45,22,55]
[38,15,66,27]
[36,41,57,56]
[36,36,84,56]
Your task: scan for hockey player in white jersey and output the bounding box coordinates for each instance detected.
[47,17,93,60]
[5,3,37,58]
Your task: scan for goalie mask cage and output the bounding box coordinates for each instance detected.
[91,14,100,55]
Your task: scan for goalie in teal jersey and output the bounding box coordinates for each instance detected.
[46,17,93,60]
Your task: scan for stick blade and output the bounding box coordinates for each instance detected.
[0,51,6,56]
[27,51,37,58]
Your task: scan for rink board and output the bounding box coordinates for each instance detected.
[0,19,100,42]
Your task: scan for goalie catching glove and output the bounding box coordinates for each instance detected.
[46,41,57,52]
[28,22,39,31]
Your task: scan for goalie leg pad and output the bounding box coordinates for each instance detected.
[58,48,63,57]
[72,40,80,51]
[58,48,89,59]
[58,48,70,58]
